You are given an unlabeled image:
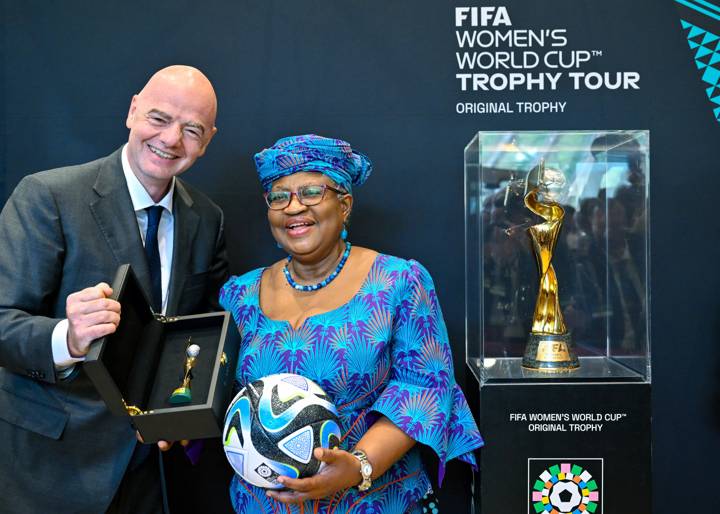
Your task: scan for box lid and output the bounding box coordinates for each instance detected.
[84,263,163,417]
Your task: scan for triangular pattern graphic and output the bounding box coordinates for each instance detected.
[696,45,713,59]
[697,53,714,65]
[278,426,313,463]
[689,25,706,38]
[702,65,720,84]
[688,24,705,39]
[703,32,720,45]
[281,375,309,390]
[681,18,720,122]
[225,448,246,476]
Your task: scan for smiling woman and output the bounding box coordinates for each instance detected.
[219,134,484,514]
[267,172,350,273]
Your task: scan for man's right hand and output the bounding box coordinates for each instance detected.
[66,282,121,357]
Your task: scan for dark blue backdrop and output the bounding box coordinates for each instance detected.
[2,1,718,512]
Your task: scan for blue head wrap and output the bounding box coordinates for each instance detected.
[254,134,373,192]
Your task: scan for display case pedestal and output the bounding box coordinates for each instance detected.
[475,378,651,514]
[464,131,652,514]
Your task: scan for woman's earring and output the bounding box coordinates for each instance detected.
[276,241,283,249]
[341,226,348,241]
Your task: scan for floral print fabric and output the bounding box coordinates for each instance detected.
[220,254,484,514]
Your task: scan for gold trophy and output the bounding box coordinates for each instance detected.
[521,160,579,371]
[169,339,201,404]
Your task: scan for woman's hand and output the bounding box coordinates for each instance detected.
[266,447,361,504]
[267,416,416,505]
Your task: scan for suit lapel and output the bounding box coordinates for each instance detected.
[166,180,199,315]
[89,149,152,298]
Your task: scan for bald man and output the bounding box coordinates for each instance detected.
[0,66,229,513]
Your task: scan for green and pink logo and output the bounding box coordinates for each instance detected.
[531,461,600,514]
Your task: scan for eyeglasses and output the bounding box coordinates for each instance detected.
[264,184,347,210]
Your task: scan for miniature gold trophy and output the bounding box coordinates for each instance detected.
[521,161,579,371]
[170,339,200,404]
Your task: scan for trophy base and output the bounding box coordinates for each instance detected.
[169,387,192,404]
[522,332,579,372]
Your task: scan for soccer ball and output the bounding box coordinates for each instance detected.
[222,373,342,489]
[548,481,582,512]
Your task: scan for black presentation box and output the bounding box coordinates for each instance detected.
[84,264,240,443]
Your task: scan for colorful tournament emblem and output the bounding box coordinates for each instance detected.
[530,461,601,514]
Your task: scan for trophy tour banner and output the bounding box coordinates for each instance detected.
[452,6,641,115]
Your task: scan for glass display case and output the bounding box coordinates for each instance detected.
[465,131,650,384]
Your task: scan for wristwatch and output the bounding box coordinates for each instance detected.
[351,449,373,491]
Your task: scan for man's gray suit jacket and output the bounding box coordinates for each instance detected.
[0,148,228,513]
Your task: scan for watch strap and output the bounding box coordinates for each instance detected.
[351,449,373,491]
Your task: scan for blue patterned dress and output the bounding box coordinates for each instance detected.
[220,254,484,514]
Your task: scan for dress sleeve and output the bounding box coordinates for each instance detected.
[219,269,262,323]
[370,260,484,484]
[219,277,238,313]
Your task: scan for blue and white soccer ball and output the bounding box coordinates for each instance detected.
[222,373,342,489]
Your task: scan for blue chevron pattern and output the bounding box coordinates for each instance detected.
[677,0,720,121]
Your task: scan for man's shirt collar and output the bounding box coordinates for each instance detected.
[121,144,175,212]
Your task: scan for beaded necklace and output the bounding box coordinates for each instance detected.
[283,241,352,292]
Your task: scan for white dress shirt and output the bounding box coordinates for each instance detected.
[51,145,175,368]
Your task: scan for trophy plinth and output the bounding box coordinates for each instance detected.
[522,332,579,371]
[170,386,192,404]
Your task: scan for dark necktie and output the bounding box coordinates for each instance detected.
[127,206,164,472]
[144,206,164,312]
